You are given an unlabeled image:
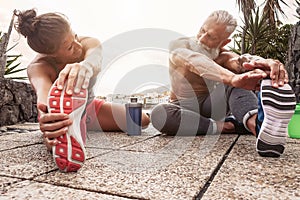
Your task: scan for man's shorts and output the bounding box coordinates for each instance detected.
[86,98,105,130]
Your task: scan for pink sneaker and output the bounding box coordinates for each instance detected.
[47,84,87,172]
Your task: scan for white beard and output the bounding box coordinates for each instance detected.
[197,42,220,60]
[189,37,220,60]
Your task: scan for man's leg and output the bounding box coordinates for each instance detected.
[221,80,296,157]
[227,86,258,132]
[151,99,217,136]
[201,84,258,134]
[151,84,256,136]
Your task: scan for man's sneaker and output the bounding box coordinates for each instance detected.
[225,115,252,135]
[47,83,87,172]
[256,79,296,157]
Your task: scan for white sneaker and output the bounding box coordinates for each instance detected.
[256,79,296,157]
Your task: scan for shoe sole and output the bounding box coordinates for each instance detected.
[48,85,87,172]
[256,79,296,157]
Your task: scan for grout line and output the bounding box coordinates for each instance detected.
[84,134,162,159]
[85,149,114,160]
[85,134,163,160]
[32,179,149,200]
[0,168,59,181]
[0,142,43,152]
[195,135,240,200]
[119,134,162,149]
[1,174,148,200]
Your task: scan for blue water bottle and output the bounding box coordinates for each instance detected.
[125,97,142,136]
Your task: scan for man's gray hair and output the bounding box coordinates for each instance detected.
[208,10,237,33]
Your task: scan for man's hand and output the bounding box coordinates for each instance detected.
[38,103,72,151]
[231,69,267,90]
[242,58,288,88]
[56,63,92,95]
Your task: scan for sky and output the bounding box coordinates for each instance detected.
[1,0,299,96]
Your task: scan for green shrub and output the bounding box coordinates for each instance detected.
[1,32,27,80]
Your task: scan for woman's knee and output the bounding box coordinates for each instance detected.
[142,112,150,128]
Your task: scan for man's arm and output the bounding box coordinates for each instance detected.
[240,54,288,87]
[214,51,288,88]
[215,51,246,74]
[170,47,236,85]
[169,37,268,90]
[170,47,267,90]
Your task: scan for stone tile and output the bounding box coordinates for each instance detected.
[0,176,22,194]
[0,144,56,179]
[0,140,37,151]
[0,144,109,179]
[86,148,112,159]
[1,180,130,200]
[5,123,40,131]
[86,131,137,149]
[86,127,159,150]
[35,134,237,199]
[202,135,300,200]
[123,134,237,155]
[0,130,43,144]
[287,137,300,144]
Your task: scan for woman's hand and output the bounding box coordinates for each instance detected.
[37,103,72,151]
[55,63,92,95]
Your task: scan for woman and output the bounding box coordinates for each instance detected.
[14,9,150,172]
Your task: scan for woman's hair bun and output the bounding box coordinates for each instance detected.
[14,9,39,38]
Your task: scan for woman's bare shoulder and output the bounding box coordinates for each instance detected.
[27,55,58,80]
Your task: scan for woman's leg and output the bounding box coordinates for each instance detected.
[97,102,126,131]
[86,100,150,132]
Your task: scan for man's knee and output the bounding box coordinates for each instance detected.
[151,103,179,136]
[151,104,168,131]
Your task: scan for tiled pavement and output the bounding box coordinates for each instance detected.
[0,123,299,200]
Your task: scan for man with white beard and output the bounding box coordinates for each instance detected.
[151,10,296,157]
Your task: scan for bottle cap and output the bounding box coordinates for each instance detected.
[130,97,138,103]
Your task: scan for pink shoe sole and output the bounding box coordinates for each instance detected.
[47,85,87,172]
